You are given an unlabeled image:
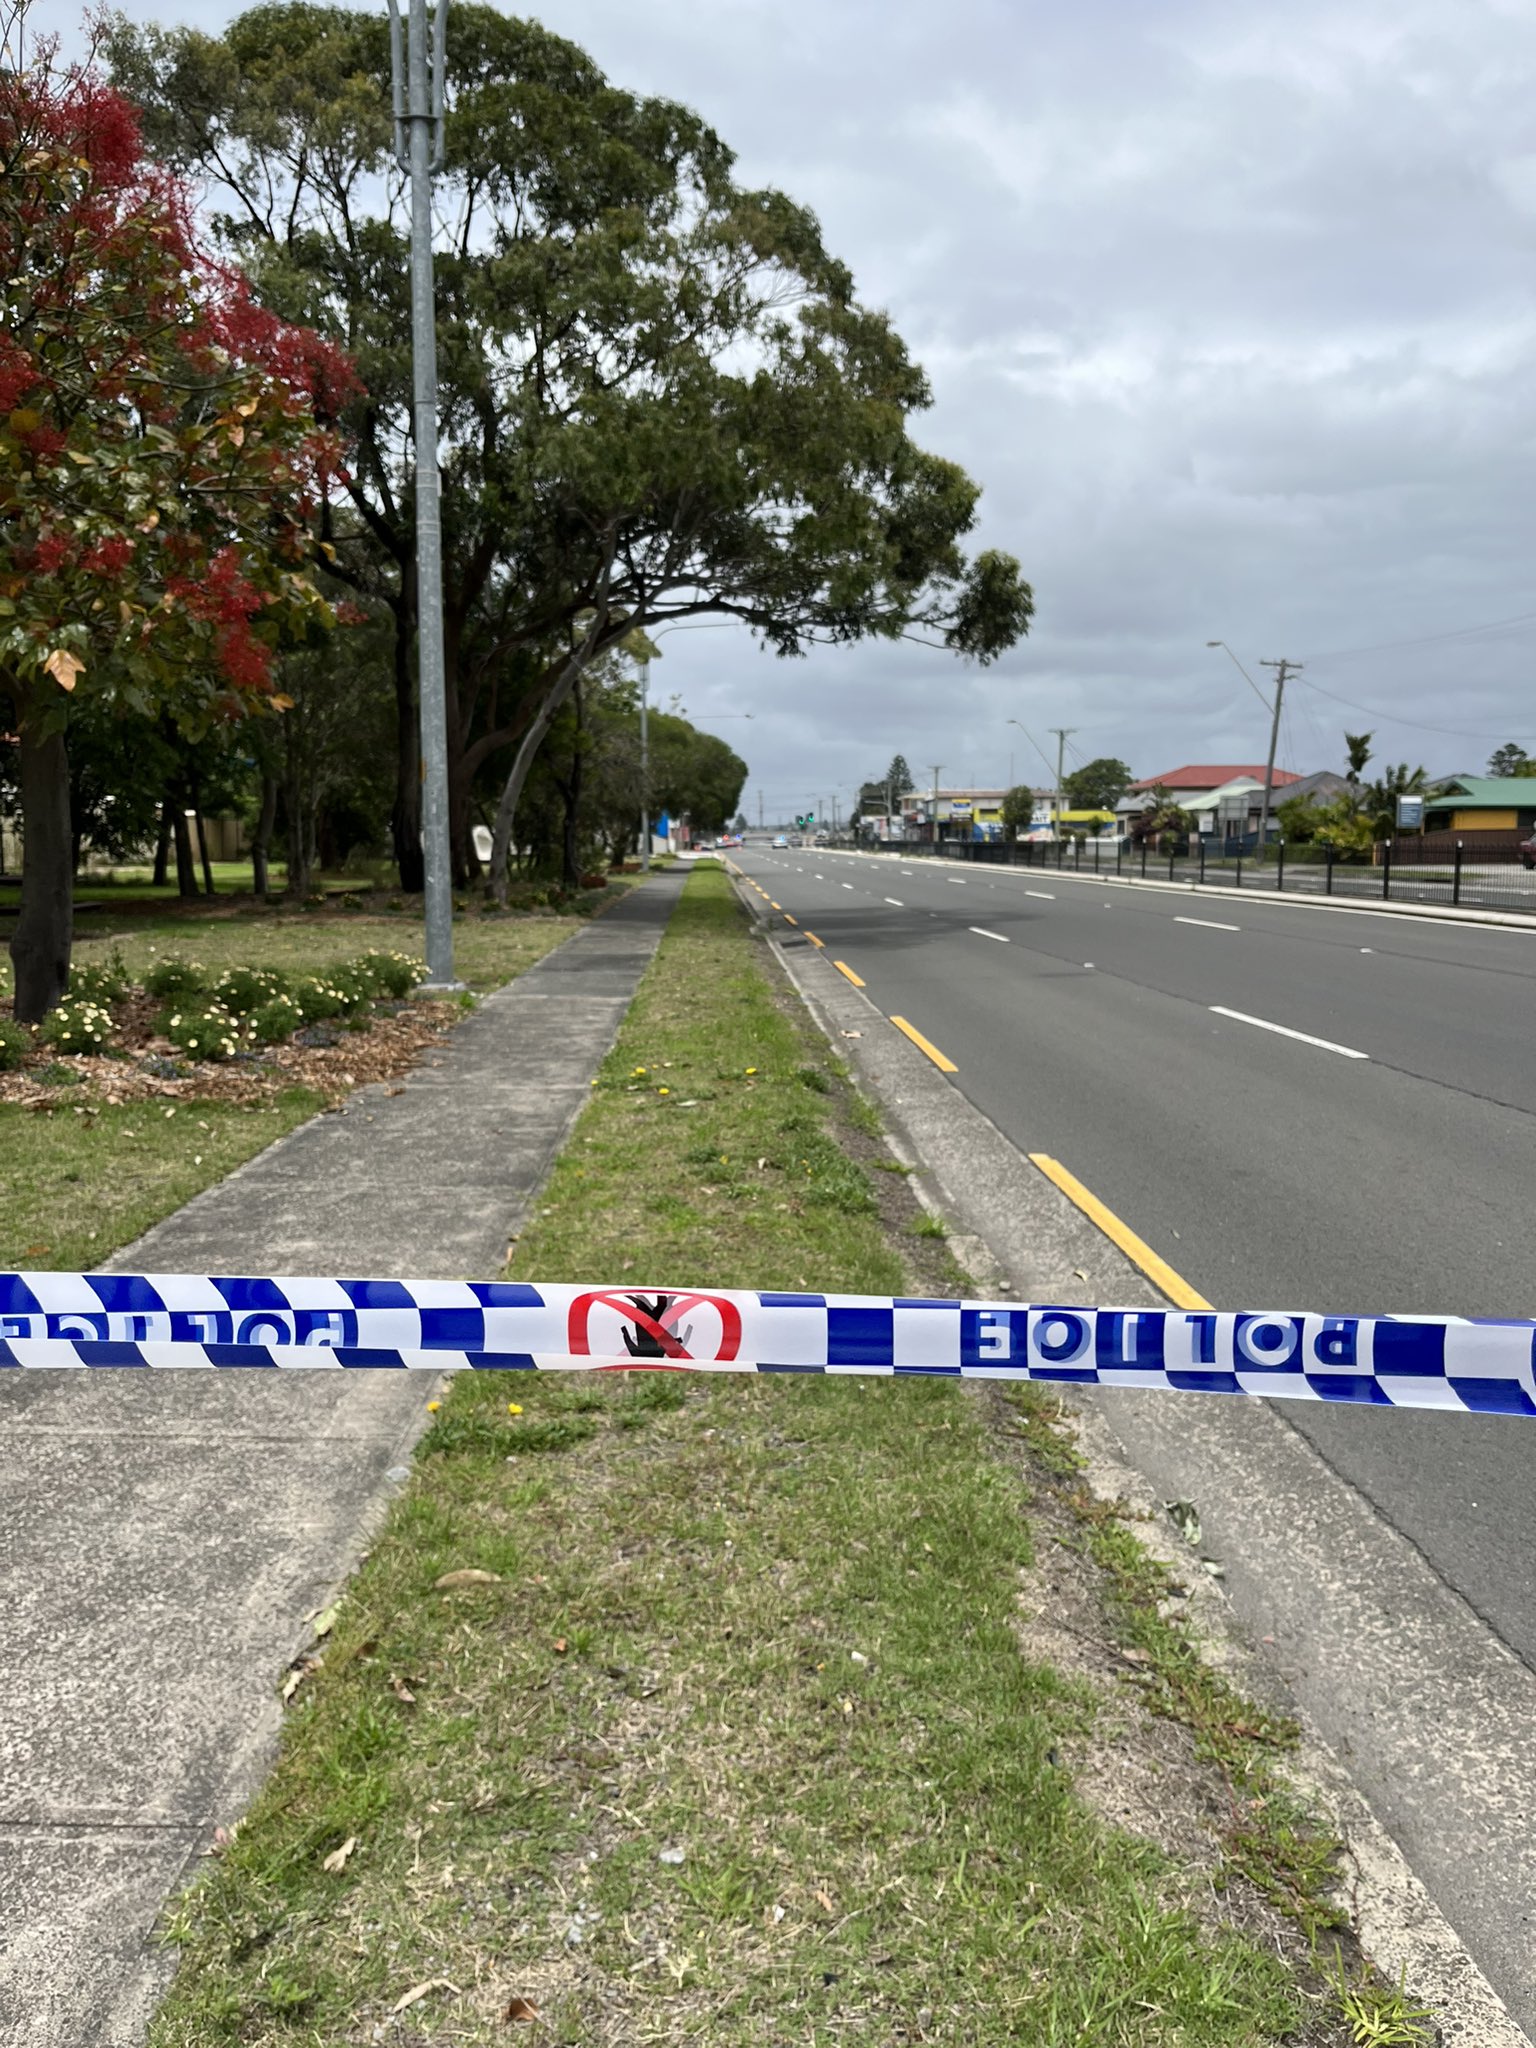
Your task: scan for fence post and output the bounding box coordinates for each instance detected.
[1169,846,1176,882]
[1198,836,1206,884]
[1235,849,1243,888]
[1453,841,1463,906]
[1325,843,1334,895]
[1276,838,1285,891]
[1140,842,1147,879]
[1382,839,1392,900]
[1057,837,1064,871]
[1093,839,1100,874]
[1117,840,1123,877]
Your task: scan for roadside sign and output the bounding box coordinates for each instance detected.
[1397,795,1424,830]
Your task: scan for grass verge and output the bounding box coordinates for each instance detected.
[146,867,1355,2046]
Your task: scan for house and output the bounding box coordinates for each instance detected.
[1118,764,1305,844]
[1126,764,1304,806]
[1422,776,1536,834]
[1271,770,1354,811]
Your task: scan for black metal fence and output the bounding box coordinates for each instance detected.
[889,836,1536,914]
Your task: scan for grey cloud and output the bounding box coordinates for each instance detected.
[99,0,1536,805]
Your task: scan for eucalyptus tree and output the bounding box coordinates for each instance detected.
[110,5,1032,897]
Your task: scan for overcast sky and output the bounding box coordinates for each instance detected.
[81,0,1536,819]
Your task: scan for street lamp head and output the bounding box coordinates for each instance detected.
[1206,640,1222,648]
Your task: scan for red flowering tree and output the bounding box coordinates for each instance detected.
[0,46,355,1019]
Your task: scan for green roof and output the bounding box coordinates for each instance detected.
[1428,776,1536,806]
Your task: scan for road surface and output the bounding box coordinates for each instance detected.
[733,840,1536,2027]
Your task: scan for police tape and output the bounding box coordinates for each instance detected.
[1,1274,1533,1414]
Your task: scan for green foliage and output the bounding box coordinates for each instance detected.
[1001,783,1038,839]
[1488,741,1536,778]
[142,957,207,1000]
[209,965,287,1016]
[325,964,375,1016]
[110,3,1032,899]
[38,999,114,1055]
[0,1019,31,1071]
[249,995,303,1045]
[163,1001,240,1062]
[1344,732,1374,783]
[68,947,131,1008]
[354,950,427,999]
[1062,756,1133,811]
[1130,785,1195,845]
[291,976,346,1023]
[1274,793,1321,845]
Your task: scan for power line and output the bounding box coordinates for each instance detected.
[1295,672,1526,743]
[1306,608,1536,666]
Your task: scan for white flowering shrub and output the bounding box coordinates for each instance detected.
[249,994,303,1045]
[355,949,428,999]
[211,965,287,1016]
[38,999,114,1056]
[164,1002,240,1062]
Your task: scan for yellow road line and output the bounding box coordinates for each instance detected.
[1029,1154,1212,1311]
[784,913,798,926]
[806,932,825,948]
[834,960,865,987]
[889,1015,957,1073]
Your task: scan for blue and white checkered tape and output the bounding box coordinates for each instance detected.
[1,1275,1533,1414]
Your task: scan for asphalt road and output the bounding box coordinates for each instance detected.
[734,843,1536,1676]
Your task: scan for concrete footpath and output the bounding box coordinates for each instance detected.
[0,873,683,2048]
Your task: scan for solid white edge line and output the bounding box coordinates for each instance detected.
[884,897,904,906]
[1210,1005,1370,1060]
[969,927,1009,942]
[1026,889,1055,900]
[1175,915,1242,932]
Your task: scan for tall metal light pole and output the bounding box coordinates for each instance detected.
[388,0,457,987]
[638,655,650,872]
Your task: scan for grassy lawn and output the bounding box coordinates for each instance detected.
[145,868,1363,2048]
[0,1091,325,1272]
[1,886,637,1269]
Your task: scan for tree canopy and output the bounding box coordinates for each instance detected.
[107,4,1032,894]
[1488,742,1535,778]
[1061,756,1132,811]
[1,49,351,1016]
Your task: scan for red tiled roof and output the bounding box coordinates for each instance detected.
[1129,765,1303,793]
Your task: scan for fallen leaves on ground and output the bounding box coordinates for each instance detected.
[321,1836,357,1874]
[502,1994,541,2023]
[433,1568,502,1590]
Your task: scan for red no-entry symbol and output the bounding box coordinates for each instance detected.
[566,1289,743,1365]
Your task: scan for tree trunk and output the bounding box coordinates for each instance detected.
[9,711,73,1023]
[560,680,585,891]
[172,803,199,898]
[189,769,216,895]
[153,798,173,887]
[389,596,424,892]
[251,772,279,896]
[487,560,615,906]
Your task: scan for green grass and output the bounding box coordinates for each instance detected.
[0,1090,325,1271]
[146,868,1331,2047]
[0,886,639,1267]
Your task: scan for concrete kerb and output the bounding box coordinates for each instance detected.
[726,862,1529,2048]
[821,843,1536,935]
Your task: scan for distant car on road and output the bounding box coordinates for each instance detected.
[788,833,803,847]
[772,833,789,847]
